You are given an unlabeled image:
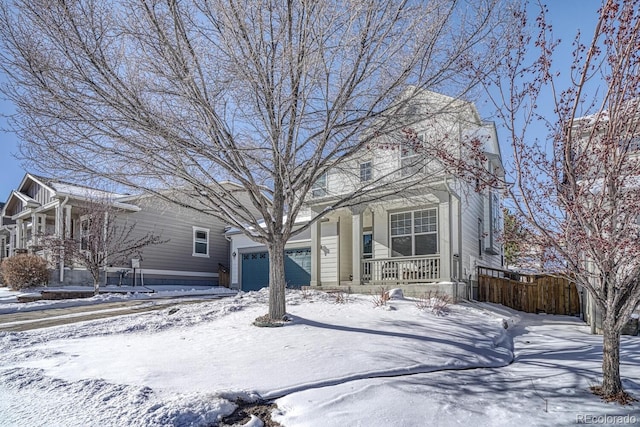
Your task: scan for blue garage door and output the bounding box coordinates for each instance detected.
[241,248,311,291]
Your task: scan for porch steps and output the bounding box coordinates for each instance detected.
[16,294,44,303]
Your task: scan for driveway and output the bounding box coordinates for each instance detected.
[0,297,222,332]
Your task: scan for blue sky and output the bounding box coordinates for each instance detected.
[0,1,601,201]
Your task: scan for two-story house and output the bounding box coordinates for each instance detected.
[226,90,505,297]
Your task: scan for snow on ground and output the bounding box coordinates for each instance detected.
[0,287,639,426]
[0,285,236,314]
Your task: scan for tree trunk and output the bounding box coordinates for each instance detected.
[601,315,623,396]
[92,268,100,296]
[267,239,286,321]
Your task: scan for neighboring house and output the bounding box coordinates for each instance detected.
[568,112,640,333]
[227,90,505,297]
[0,201,15,263]
[0,173,235,287]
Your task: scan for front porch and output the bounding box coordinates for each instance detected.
[362,255,440,284]
[307,192,462,288]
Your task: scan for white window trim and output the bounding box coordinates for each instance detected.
[80,214,92,253]
[363,231,373,259]
[312,173,327,198]
[192,226,210,258]
[360,161,373,182]
[399,134,425,176]
[389,208,438,257]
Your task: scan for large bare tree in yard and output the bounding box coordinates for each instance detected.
[486,0,640,401]
[0,0,514,322]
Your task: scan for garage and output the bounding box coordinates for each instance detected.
[241,248,311,291]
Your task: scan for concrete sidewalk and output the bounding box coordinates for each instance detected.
[0,298,223,332]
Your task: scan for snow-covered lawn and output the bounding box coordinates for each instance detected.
[0,287,638,426]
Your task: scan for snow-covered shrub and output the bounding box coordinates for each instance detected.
[332,291,350,304]
[0,254,49,290]
[372,287,390,307]
[415,291,451,315]
[387,288,404,300]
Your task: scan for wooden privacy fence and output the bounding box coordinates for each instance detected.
[478,266,581,316]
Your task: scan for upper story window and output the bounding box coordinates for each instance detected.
[485,190,501,254]
[193,226,209,257]
[478,218,483,256]
[360,161,372,182]
[312,173,327,198]
[400,134,425,177]
[490,192,500,234]
[619,136,640,152]
[390,208,437,257]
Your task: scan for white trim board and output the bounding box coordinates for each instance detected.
[104,267,218,278]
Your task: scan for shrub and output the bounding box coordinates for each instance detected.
[1,254,49,290]
[415,290,452,315]
[333,291,350,304]
[372,286,390,307]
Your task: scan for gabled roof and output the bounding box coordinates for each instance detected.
[7,190,39,207]
[4,173,140,213]
[25,174,130,200]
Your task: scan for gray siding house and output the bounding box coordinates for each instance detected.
[0,173,234,287]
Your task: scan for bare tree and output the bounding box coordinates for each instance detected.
[0,0,516,321]
[485,0,640,401]
[42,200,165,295]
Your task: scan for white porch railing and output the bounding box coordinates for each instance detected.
[361,255,440,284]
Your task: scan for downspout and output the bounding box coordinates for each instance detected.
[58,196,69,283]
[225,233,234,289]
[336,217,341,286]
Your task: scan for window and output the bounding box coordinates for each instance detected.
[363,233,373,259]
[489,191,500,250]
[619,136,640,152]
[312,173,327,198]
[390,209,437,257]
[478,218,483,256]
[360,161,372,182]
[193,226,209,257]
[400,134,425,176]
[80,215,92,251]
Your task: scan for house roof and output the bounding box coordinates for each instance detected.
[25,174,130,200]
[225,212,312,236]
[3,173,141,216]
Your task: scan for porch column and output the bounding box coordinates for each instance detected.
[61,205,72,283]
[310,217,321,286]
[64,205,72,238]
[439,203,451,281]
[15,219,23,250]
[9,229,15,256]
[31,213,37,246]
[351,208,363,284]
[55,202,63,237]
